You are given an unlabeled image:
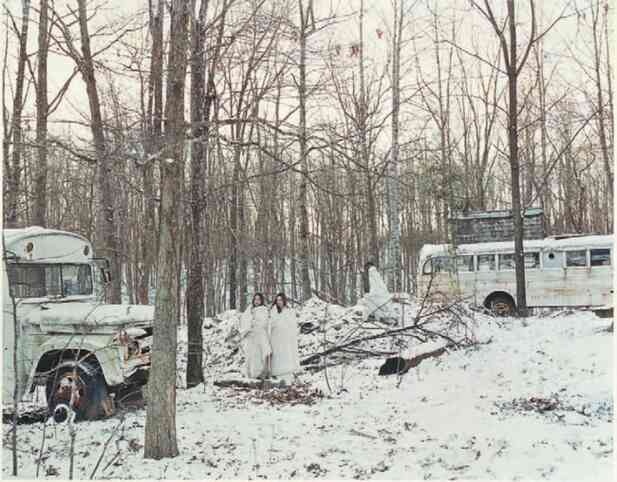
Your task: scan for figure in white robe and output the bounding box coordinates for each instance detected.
[362,264,395,321]
[269,293,300,383]
[239,293,272,379]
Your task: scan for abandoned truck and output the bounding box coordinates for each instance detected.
[2,227,153,421]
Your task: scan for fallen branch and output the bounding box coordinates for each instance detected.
[213,379,277,390]
[378,344,455,376]
[349,428,378,439]
[300,313,466,366]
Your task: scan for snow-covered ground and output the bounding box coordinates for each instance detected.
[2,301,613,480]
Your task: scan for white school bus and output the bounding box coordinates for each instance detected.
[2,227,153,421]
[417,234,614,315]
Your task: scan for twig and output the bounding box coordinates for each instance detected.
[322,304,332,393]
[349,428,378,439]
[300,303,467,366]
[68,414,76,480]
[35,417,49,477]
[101,450,120,473]
[90,415,125,479]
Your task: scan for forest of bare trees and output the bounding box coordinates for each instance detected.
[2,0,613,313]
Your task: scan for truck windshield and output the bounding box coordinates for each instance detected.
[7,263,93,299]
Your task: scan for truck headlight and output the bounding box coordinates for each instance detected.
[113,329,146,361]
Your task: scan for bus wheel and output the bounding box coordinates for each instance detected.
[487,294,515,317]
[46,363,112,422]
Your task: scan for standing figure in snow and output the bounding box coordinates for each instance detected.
[269,293,300,384]
[239,293,272,379]
[362,262,395,321]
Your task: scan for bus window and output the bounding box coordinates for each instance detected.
[433,256,453,273]
[422,256,453,275]
[542,251,563,269]
[524,252,540,269]
[456,255,474,272]
[565,250,587,267]
[590,248,611,267]
[498,253,515,270]
[477,254,495,271]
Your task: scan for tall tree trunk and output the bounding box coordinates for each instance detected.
[592,0,613,230]
[5,0,31,228]
[297,0,312,301]
[144,0,189,460]
[229,149,240,309]
[506,0,527,316]
[358,0,379,266]
[33,0,48,227]
[474,0,540,316]
[238,180,248,311]
[290,172,298,300]
[140,0,164,305]
[77,0,121,303]
[186,0,210,389]
[386,0,403,291]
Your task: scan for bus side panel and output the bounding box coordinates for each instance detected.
[475,255,499,306]
[588,265,612,306]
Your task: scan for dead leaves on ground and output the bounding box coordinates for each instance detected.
[217,382,325,407]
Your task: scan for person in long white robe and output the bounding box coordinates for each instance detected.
[269,293,300,384]
[362,264,395,321]
[239,293,272,379]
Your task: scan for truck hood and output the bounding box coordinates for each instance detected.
[23,302,154,334]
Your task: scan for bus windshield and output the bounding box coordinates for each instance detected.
[7,263,93,299]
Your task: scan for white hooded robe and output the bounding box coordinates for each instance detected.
[363,266,394,320]
[239,305,272,378]
[269,307,300,380]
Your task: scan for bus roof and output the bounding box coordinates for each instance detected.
[3,227,93,263]
[419,234,614,261]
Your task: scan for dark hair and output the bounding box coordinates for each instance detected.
[272,292,287,313]
[252,292,265,307]
[364,261,375,271]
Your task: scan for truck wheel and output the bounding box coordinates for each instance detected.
[46,363,113,422]
[487,294,515,317]
[114,384,146,410]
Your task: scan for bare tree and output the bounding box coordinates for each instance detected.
[187,0,231,387]
[144,0,190,460]
[186,0,210,389]
[385,0,404,292]
[590,0,613,230]
[32,0,49,227]
[473,0,536,316]
[139,0,165,305]
[297,0,315,301]
[51,0,123,302]
[4,0,31,228]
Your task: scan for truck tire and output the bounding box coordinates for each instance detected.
[486,293,515,317]
[45,362,112,422]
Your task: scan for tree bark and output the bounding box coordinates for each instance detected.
[591,0,613,230]
[386,0,403,291]
[474,0,540,316]
[33,0,48,227]
[144,0,190,460]
[298,0,312,301]
[140,0,165,305]
[506,0,527,316]
[76,0,122,303]
[5,0,31,228]
[186,0,210,389]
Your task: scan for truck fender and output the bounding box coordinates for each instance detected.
[28,337,124,390]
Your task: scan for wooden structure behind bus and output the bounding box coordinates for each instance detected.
[417,234,614,315]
